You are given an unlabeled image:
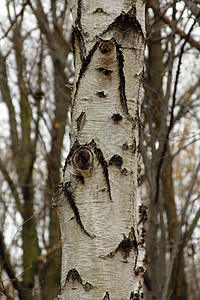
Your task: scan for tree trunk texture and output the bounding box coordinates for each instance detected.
[53,0,145,299]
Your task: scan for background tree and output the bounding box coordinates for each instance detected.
[142,0,200,299]
[0,1,72,298]
[0,0,200,299]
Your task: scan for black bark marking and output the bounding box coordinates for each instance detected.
[131,139,137,154]
[121,168,128,175]
[109,154,123,168]
[77,111,86,131]
[104,227,138,260]
[116,11,144,38]
[129,291,141,300]
[54,182,64,197]
[63,139,80,178]
[63,182,94,238]
[100,11,145,40]
[138,204,147,225]
[66,269,94,292]
[88,140,112,201]
[93,146,112,201]
[135,266,145,277]
[76,0,82,30]
[84,281,94,292]
[115,227,137,259]
[122,142,128,150]
[74,41,101,100]
[96,91,107,98]
[103,291,110,300]
[136,106,142,138]
[112,113,123,123]
[71,0,87,65]
[93,7,107,14]
[71,27,86,65]
[66,268,82,284]
[76,174,84,184]
[116,42,129,114]
[96,67,113,75]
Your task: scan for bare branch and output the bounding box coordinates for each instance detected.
[0,232,24,298]
[0,158,23,215]
[154,17,197,203]
[161,159,200,299]
[183,0,200,25]
[149,0,200,51]
[0,0,30,40]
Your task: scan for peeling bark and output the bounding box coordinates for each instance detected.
[53,0,145,298]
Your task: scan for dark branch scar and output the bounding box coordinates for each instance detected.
[99,40,115,54]
[109,154,123,168]
[72,147,93,171]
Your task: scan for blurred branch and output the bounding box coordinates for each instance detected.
[161,159,200,299]
[0,0,30,40]
[29,0,71,61]
[154,16,197,203]
[184,207,200,242]
[35,242,61,266]
[0,158,23,215]
[184,0,200,25]
[149,0,200,51]
[162,137,200,170]
[0,53,19,156]
[0,232,24,298]
[174,79,200,123]
[58,1,68,29]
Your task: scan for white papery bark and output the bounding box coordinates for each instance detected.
[53,0,146,299]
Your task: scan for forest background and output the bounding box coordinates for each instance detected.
[0,0,200,299]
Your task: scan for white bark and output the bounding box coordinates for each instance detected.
[53,1,146,299]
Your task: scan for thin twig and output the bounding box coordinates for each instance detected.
[154,17,197,203]
[161,159,200,299]
[0,0,30,40]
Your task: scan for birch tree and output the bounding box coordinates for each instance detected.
[53,0,146,299]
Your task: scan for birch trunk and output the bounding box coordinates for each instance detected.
[53,0,145,299]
